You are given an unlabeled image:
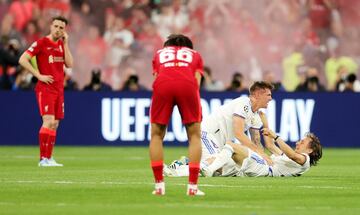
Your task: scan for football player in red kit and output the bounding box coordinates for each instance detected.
[19,16,73,167]
[149,34,204,196]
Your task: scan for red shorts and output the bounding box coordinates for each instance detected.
[35,88,64,120]
[150,80,202,125]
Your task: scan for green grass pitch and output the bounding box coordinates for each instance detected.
[0,146,359,215]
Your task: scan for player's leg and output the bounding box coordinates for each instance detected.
[46,119,62,166]
[202,141,235,177]
[149,123,167,195]
[200,131,221,166]
[47,93,64,166]
[38,114,56,166]
[175,82,204,195]
[149,83,174,195]
[232,147,270,177]
[164,131,220,177]
[36,90,59,166]
[185,122,204,196]
[230,142,250,166]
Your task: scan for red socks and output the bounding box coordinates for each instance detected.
[151,160,164,183]
[46,130,56,158]
[39,127,49,159]
[189,162,200,185]
[39,127,56,160]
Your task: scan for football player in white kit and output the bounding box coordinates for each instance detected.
[202,112,323,177]
[200,81,274,164]
[164,81,274,176]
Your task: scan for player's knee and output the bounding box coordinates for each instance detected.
[42,119,58,130]
[151,124,166,139]
[42,120,52,128]
[51,121,59,130]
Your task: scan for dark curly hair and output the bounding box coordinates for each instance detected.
[163,34,193,49]
[306,132,322,166]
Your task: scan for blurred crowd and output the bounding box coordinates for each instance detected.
[0,0,359,92]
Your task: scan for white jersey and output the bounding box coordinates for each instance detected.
[271,153,311,177]
[201,96,263,148]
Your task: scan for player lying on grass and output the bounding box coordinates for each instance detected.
[165,113,323,177]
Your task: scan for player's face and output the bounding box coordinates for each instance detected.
[50,20,66,40]
[257,89,272,108]
[295,137,312,154]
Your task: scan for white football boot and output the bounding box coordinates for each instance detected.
[152,182,165,195]
[38,158,51,167]
[47,157,63,167]
[187,184,205,196]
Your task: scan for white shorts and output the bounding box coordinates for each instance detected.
[234,149,273,177]
[200,131,221,161]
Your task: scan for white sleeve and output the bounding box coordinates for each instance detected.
[232,99,248,119]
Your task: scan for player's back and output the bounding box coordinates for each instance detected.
[152,46,203,85]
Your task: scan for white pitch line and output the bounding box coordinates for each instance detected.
[0,180,358,190]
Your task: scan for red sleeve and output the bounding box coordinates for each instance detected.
[26,39,42,57]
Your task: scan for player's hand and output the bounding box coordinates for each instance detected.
[262,153,274,166]
[62,32,69,44]
[259,111,268,128]
[38,74,54,84]
[261,128,276,139]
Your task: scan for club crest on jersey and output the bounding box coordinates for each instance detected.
[244,105,249,113]
[45,105,49,113]
[59,45,63,53]
[49,55,54,63]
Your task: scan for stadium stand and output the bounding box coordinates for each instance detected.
[0,0,359,92]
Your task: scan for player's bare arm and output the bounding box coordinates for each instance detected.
[233,116,265,154]
[153,72,158,79]
[62,31,73,68]
[195,69,202,87]
[18,52,54,84]
[262,128,306,165]
[233,115,273,165]
[249,128,263,150]
[259,112,283,156]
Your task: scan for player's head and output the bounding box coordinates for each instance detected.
[163,34,193,49]
[50,16,68,40]
[249,81,274,108]
[296,132,322,166]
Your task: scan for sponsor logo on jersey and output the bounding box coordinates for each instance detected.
[49,55,64,63]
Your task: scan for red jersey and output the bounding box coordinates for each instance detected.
[26,37,65,91]
[152,46,204,86]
